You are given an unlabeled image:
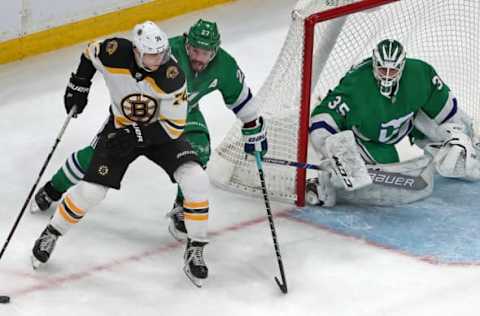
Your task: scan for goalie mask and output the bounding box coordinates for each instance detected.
[185,19,221,72]
[372,39,406,98]
[132,21,171,72]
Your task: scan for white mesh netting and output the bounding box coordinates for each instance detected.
[208,0,480,204]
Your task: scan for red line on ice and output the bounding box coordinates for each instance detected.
[8,209,291,298]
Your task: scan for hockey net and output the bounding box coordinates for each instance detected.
[208,0,480,206]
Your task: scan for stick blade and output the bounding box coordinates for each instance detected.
[275,277,288,294]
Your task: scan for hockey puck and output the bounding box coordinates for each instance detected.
[0,296,10,304]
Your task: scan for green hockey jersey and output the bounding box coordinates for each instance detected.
[169,36,256,123]
[310,58,454,145]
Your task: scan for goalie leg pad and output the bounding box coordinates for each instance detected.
[325,131,372,191]
[337,155,434,206]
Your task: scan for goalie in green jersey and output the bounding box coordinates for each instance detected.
[30,19,268,241]
[307,39,480,207]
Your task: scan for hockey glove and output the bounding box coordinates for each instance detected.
[242,116,268,157]
[432,123,480,180]
[106,124,145,158]
[64,73,92,116]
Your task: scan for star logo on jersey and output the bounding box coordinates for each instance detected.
[208,79,218,89]
[166,66,179,79]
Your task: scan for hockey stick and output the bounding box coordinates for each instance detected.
[262,157,428,191]
[262,157,324,170]
[0,107,77,260]
[254,152,288,294]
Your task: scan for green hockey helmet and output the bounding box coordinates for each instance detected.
[372,39,406,98]
[186,19,221,52]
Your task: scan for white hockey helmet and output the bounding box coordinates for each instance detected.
[372,39,406,98]
[132,21,170,71]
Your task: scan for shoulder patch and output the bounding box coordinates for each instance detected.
[98,38,134,69]
[105,40,118,55]
[149,59,186,94]
[166,65,180,79]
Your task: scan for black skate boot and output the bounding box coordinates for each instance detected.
[166,200,187,241]
[31,225,61,269]
[30,182,63,213]
[183,239,208,287]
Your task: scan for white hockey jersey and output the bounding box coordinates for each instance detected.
[84,38,187,139]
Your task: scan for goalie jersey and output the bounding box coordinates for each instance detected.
[310,58,457,147]
[83,37,188,139]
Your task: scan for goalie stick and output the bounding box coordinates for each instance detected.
[262,157,428,191]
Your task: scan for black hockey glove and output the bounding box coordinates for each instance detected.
[105,124,146,158]
[64,73,92,116]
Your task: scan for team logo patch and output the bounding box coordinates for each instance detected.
[106,40,118,55]
[166,66,179,79]
[121,93,158,123]
[98,165,109,176]
[208,79,218,89]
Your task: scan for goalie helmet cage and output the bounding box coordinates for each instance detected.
[208,0,480,206]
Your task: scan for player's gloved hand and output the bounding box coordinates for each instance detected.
[106,124,145,158]
[64,73,92,116]
[433,123,480,180]
[242,116,268,157]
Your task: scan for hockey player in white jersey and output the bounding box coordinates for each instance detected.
[308,39,480,207]
[31,21,209,286]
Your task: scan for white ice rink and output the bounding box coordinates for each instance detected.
[1,0,480,315]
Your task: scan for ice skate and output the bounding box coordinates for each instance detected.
[166,201,187,241]
[183,239,208,287]
[31,225,61,269]
[30,182,61,213]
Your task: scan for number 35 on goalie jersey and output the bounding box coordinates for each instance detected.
[310,58,453,145]
[84,37,188,139]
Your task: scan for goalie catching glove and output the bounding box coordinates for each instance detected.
[429,123,480,181]
[242,116,268,157]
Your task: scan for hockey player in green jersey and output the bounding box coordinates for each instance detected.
[31,19,267,241]
[308,39,480,207]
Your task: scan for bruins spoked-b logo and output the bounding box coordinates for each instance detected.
[98,165,109,176]
[121,94,158,123]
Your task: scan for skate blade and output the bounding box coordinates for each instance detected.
[30,255,44,270]
[183,266,204,288]
[168,222,187,242]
